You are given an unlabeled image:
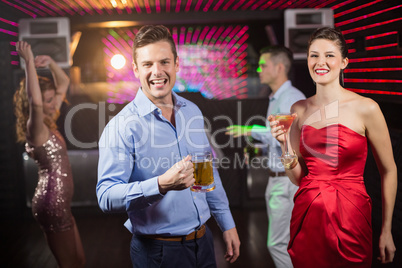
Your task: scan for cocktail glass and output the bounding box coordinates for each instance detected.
[274,113,297,168]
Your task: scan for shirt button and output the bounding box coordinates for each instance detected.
[194,196,196,200]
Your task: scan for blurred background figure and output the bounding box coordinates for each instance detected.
[13,41,85,268]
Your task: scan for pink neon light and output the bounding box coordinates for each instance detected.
[345,39,355,44]
[342,18,402,35]
[198,27,210,43]
[143,0,151,13]
[348,48,356,53]
[211,27,225,44]
[334,0,384,18]
[203,27,217,45]
[365,31,398,40]
[232,0,246,10]
[46,0,75,16]
[10,51,18,55]
[203,0,214,12]
[213,0,225,11]
[179,27,186,45]
[349,55,402,63]
[299,0,319,8]
[366,43,398,50]
[0,28,18,36]
[10,41,16,45]
[26,0,57,16]
[251,0,267,10]
[345,68,402,73]
[184,0,192,12]
[242,0,256,10]
[11,61,19,65]
[74,0,95,15]
[278,0,293,9]
[97,0,113,14]
[331,0,355,10]
[166,0,171,12]
[14,0,46,16]
[348,88,402,96]
[345,78,402,83]
[172,27,178,45]
[132,0,142,13]
[2,0,37,17]
[37,0,66,16]
[223,0,235,10]
[335,5,402,27]
[191,28,201,43]
[260,1,274,9]
[185,28,193,44]
[0,18,18,27]
[175,0,181,13]
[271,0,287,9]
[85,0,103,14]
[155,0,161,13]
[194,0,203,11]
[315,0,340,9]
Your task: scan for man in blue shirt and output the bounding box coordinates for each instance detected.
[226,46,305,268]
[97,25,240,268]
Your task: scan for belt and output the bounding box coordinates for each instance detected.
[269,171,287,177]
[144,225,206,242]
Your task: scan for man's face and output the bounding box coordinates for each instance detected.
[257,53,278,86]
[133,41,179,103]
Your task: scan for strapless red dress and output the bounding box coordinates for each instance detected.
[288,124,372,267]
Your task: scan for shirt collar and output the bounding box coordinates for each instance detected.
[269,80,292,101]
[134,88,187,117]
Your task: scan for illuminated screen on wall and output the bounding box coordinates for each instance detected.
[101,25,249,104]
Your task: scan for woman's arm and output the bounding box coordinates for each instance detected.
[34,55,69,111]
[362,98,397,263]
[16,41,48,146]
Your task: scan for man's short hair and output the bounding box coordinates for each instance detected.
[132,25,177,65]
[260,45,293,76]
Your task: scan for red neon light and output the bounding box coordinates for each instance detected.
[348,88,402,96]
[232,0,246,10]
[242,0,256,10]
[213,0,225,11]
[366,43,398,50]
[334,0,384,18]
[345,39,355,44]
[323,0,354,9]
[348,48,356,53]
[260,1,274,9]
[203,0,214,12]
[345,68,402,73]
[251,0,267,10]
[166,0,171,12]
[194,0,203,11]
[365,31,398,40]
[342,18,402,35]
[349,55,402,63]
[335,5,402,27]
[345,78,402,83]
[223,0,235,10]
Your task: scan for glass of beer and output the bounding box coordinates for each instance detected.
[191,152,216,192]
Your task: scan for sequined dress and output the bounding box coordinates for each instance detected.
[26,129,74,233]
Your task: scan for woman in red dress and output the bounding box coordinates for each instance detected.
[269,27,397,267]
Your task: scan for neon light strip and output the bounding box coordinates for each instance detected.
[335,5,402,27]
[194,0,203,11]
[287,0,309,9]
[260,0,275,9]
[185,0,192,12]
[331,0,355,10]
[10,51,18,55]
[345,78,402,83]
[348,88,402,95]
[223,0,235,10]
[348,48,356,53]
[232,0,246,10]
[213,0,225,11]
[0,28,18,36]
[0,18,18,27]
[197,26,210,44]
[132,0,142,13]
[166,0,171,12]
[365,31,398,40]
[98,0,114,14]
[299,0,319,8]
[203,0,214,12]
[278,0,293,9]
[366,43,398,50]
[14,0,46,16]
[203,27,217,45]
[175,0,181,12]
[334,0,384,18]
[37,0,67,16]
[315,0,341,9]
[46,0,76,16]
[144,0,151,13]
[251,0,267,10]
[342,18,402,35]
[191,27,201,43]
[271,0,287,9]
[345,68,402,73]
[242,0,256,10]
[349,55,402,63]
[26,0,57,16]
[155,0,161,13]
[85,0,104,14]
[75,0,95,15]
[179,27,186,45]
[2,0,37,17]
[11,61,19,65]
[185,27,193,44]
[345,39,355,44]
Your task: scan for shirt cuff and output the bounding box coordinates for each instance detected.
[213,212,236,232]
[140,176,163,198]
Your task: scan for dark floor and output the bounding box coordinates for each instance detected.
[0,206,274,268]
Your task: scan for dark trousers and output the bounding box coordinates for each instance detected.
[130,225,217,268]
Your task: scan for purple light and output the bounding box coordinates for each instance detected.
[156,0,161,13]
[203,0,214,12]
[26,0,57,16]
[0,18,18,27]
[0,28,18,36]
[185,0,192,12]
[175,0,182,13]
[213,0,225,11]
[2,0,37,17]
[194,0,203,11]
